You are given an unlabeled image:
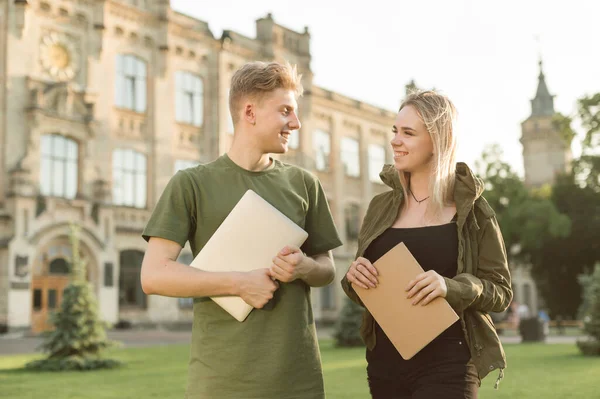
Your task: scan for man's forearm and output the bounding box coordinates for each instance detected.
[141,259,241,298]
[299,253,335,287]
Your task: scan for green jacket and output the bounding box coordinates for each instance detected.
[341,163,513,388]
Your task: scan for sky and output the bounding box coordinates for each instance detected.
[172,0,600,176]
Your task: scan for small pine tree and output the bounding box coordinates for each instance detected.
[577,263,600,356]
[26,224,121,371]
[333,297,365,347]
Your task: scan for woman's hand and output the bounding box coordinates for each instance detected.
[346,257,379,289]
[406,270,447,305]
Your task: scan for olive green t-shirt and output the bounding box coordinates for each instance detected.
[142,154,342,399]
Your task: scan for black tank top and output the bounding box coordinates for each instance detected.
[362,217,464,360]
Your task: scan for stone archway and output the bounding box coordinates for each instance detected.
[30,236,98,333]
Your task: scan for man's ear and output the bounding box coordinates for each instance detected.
[244,102,256,126]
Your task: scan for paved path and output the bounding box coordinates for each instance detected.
[0,328,583,356]
[0,329,193,356]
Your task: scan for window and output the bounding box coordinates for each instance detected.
[119,250,146,308]
[112,149,147,208]
[115,54,147,112]
[174,159,199,174]
[104,262,114,287]
[46,244,72,261]
[344,203,360,240]
[341,137,360,177]
[48,289,57,309]
[313,129,331,171]
[288,130,299,149]
[321,285,335,310]
[175,72,203,126]
[33,289,42,311]
[40,135,78,199]
[49,258,69,275]
[368,144,386,183]
[15,255,28,278]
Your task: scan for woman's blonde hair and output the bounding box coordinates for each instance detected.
[229,61,303,124]
[399,90,458,216]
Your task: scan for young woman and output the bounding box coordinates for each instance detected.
[341,91,512,398]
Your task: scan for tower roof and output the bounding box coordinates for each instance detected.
[530,59,555,117]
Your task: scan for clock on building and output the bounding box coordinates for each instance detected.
[40,32,79,81]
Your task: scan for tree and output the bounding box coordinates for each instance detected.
[475,144,529,255]
[530,172,600,318]
[574,93,600,192]
[525,92,600,318]
[333,298,365,347]
[552,112,577,148]
[475,145,571,265]
[577,263,600,356]
[26,224,120,371]
[475,145,575,318]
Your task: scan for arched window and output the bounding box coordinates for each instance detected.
[49,258,70,275]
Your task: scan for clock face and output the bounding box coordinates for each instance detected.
[49,44,70,69]
[40,33,79,81]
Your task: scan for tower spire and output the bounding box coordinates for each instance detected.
[530,58,555,117]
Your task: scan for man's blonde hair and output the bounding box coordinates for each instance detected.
[229,61,303,124]
[399,90,458,216]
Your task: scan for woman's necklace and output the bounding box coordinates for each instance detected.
[408,187,430,204]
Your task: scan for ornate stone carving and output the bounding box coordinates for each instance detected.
[8,159,36,197]
[27,79,94,125]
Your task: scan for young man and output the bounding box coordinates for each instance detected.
[141,61,342,399]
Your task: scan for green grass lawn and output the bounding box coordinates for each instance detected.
[1,341,599,398]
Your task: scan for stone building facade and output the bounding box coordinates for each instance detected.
[0,0,395,332]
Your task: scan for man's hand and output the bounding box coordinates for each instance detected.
[236,268,279,308]
[406,270,447,306]
[269,245,308,283]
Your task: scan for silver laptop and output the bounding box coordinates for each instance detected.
[189,189,309,321]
